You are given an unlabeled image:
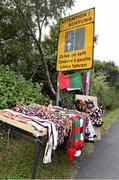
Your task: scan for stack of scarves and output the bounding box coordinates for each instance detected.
[67,115,84,160]
[51,107,87,160]
[1,103,88,162]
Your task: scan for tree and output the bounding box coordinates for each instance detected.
[94,60,119,85]
[91,71,119,110]
[42,23,59,89]
[3,0,74,98]
[0,67,49,108]
[0,1,38,79]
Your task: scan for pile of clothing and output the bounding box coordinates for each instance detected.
[12,104,67,144]
[85,100,104,127]
[0,103,88,162]
[75,99,104,142]
[0,100,104,162]
[89,107,104,127]
[50,106,88,160]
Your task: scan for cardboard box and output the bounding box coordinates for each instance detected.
[94,126,101,140]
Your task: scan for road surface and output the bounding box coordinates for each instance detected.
[74,118,119,179]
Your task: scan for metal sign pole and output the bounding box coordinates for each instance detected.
[86,70,90,95]
[56,73,60,106]
[56,86,60,106]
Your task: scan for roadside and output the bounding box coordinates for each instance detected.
[101,108,119,134]
[0,108,119,179]
[73,108,119,179]
[81,107,119,156]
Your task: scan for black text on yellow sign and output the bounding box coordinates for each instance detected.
[60,8,95,32]
[56,8,95,71]
[56,23,94,71]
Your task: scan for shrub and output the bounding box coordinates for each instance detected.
[91,72,119,110]
[61,90,75,109]
[0,68,49,109]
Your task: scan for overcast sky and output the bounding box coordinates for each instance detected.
[66,0,119,66]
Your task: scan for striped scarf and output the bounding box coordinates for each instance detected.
[67,115,84,160]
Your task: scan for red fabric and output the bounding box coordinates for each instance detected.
[58,73,70,90]
[71,115,79,121]
[67,148,76,160]
[66,114,84,161]
[67,139,83,161]
[66,112,88,161]
[73,139,83,149]
[82,74,87,93]
[75,126,81,133]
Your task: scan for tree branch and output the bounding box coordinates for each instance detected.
[10,0,38,45]
[9,0,57,98]
[34,0,42,42]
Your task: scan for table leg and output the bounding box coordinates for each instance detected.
[31,138,40,180]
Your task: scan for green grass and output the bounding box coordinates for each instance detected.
[0,133,74,179]
[101,108,119,134]
[80,107,119,156]
[0,108,119,179]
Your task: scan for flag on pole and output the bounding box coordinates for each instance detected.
[58,73,82,90]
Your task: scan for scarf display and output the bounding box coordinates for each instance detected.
[50,107,87,160]
[0,100,104,163]
[12,104,67,144]
[75,98,104,142]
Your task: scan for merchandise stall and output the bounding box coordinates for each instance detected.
[75,95,104,141]
[0,99,104,179]
[0,104,86,179]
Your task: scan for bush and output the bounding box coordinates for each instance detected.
[99,87,119,110]
[61,90,75,109]
[0,68,49,109]
[91,72,119,110]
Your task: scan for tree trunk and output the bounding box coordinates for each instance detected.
[37,43,56,99]
[9,0,57,99]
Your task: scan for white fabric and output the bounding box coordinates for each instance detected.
[31,116,58,164]
[74,150,81,157]
[87,119,95,141]
[2,109,58,163]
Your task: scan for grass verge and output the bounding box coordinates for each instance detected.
[0,108,119,179]
[101,108,119,134]
[81,107,119,156]
[0,133,74,179]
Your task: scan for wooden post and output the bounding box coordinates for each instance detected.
[86,70,90,95]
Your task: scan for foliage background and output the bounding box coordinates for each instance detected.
[0,68,49,109]
[0,1,119,179]
[0,0,119,109]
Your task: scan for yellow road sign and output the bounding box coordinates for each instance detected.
[56,8,95,71]
[60,8,95,31]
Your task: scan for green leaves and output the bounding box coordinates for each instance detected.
[0,68,49,109]
[91,71,119,110]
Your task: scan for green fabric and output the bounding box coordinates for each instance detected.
[74,119,81,139]
[69,117,81,147]
[69,73,82,89]
[74,132,81,139]
[74,119,80,127]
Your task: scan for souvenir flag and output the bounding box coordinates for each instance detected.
[58,73,82,90]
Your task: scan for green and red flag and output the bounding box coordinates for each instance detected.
[58,72,82,90]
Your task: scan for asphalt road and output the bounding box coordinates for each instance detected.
[74,118,119,179]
